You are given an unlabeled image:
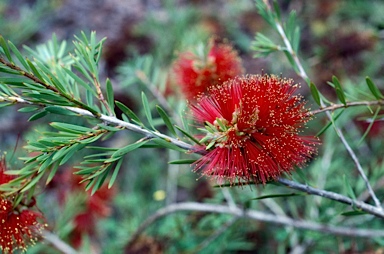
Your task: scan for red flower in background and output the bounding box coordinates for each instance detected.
[173,40,243,100]
[0,158,46,254]
[49,168,116,249]
[191,75,318,184]
[70,182,116,248]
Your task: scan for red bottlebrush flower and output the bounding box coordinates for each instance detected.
[87,183,116,217]
[70,212,96,248]
[0,200,46,254]
[191,74,318,184]
[173,40,243,100]
[0,157,47,254]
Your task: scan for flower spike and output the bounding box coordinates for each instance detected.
[191,74,318,185]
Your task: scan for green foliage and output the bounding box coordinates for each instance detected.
[309,82,321,106]
[251,33,280,57]
[332,75,347,105]
[366,77,384,100]
[0,0,384,253]
[251,192,306,200]
[0,32,192,195]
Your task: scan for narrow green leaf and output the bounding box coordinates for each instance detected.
[168,159,197,165]
[8,41,30,71]
[87,146,117,151]
[79,135,103,144]
[46,163,60,185]
[316,110,344,137]
[0,66,19,75]
[152,138,186,152]
[213,181,259,188]
[91,168,110,195]
[343,174,356,200]
[366,77,384,99]
[108,158,123,189]
[24,143,47,151]
[85,89,95,108]
[272,0,281,20]
[255,1,275,28]
[12,194,24,208]
[156,105,176,136]
[292,27,301,53]
[142,92,156,130]
[105,78,114,113]
[205,140,216,150]
[28,110,48,121]
[341,210,367,216]
[97,124,121,132]
[0,76,30,84]
[0,103,12,108]
[18,106,40,113]
[251,192,305,200]
[39,140,58,147]
[115,100,143,125]
[45,106,77,116]
[95,38,106,65]
[285,12,295,38]
[309,82,321,106]
[292,166,308,184]
[39,136,72,143]
[57,39,67,59]
[121,114,130,123]
[21,172,44,192]
[84,153,113,160]
[26,59,45,81]
[110,139,150,159]
[332,76,346,105]
[84,179,95,192]
[26,92,64,104]
[75,166,101,175]
[0,36,13,62]
[283,51,299,73]
[82,159,108,163]
[60,143,85,165]
[82,166,109,182]
[43,131,78,138]
[50,122,94,134]
[63,68,95,95]
[52,147,69,162]
[358,106,381,144]
[251,33,278,57]
[174,125,200,144]
[72,58,94,83]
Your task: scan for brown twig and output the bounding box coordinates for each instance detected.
[42,230,79,254]
[308,100,384,116]
[128,202,384,247]
[3,96,384,218]
[93,75,113,116]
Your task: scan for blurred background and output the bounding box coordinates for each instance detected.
[1,0,384,253]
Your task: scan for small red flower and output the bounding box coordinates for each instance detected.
[173,40,243,100]
[191,74,318,184]
[0,159,46,254]
[49,168,116,248]
[70,212,96,248]
[0,200,46,254]
[0,158,13,185]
